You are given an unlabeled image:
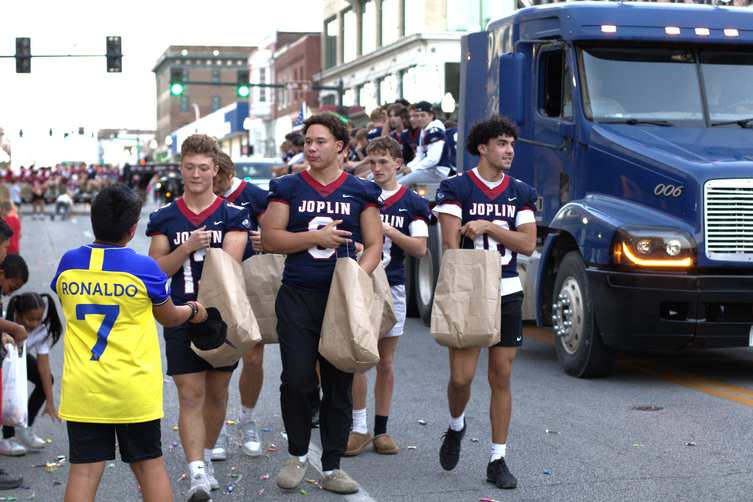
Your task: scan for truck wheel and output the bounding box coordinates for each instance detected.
[552,251,616,378]
[416,225,440,326]
[404,256,419,318]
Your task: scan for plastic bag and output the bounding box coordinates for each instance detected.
[2,342,28,427]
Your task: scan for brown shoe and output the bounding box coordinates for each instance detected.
[344,431,372,456]
[372,434,399,454]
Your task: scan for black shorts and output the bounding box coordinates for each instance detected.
[31,192,44,202]
[67,419,162,464]
[493,291,524,348]
[163,323,238,375]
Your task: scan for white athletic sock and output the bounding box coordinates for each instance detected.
[352,408,368,434]
[240,405,254,423]
[188,460,205,479]
[449,412,465,432]
[203,448,213,464]
[323,470,333,476]
[490,443,506,462]
[298,454,308,463]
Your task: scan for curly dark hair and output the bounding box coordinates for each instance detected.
[303,112,350,153]
[0,253,28,283]
[0,217,13,245]
[465,115,519,157]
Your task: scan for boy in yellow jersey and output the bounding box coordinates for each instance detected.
[52,183,209,502]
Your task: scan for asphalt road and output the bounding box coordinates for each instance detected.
[3,199,753,502]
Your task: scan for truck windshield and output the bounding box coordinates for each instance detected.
[701,51,753,126]
[580,47,704,126]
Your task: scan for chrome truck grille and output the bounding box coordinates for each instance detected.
[705,179,753,262]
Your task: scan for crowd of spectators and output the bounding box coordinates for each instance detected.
[272,99,458,189]
[0,163,122,220]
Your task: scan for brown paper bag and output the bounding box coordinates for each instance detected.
[319,258,379,374]
[242,253,285,344]
[430,248,502,348]
[370,262,397,339]
[192,248,261,367]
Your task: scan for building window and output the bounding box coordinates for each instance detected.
[180,96,189,113]
[404,0,423,36]
[343,9,357,63]
[325,17,338,69]
[212,70,220,83]
[322,95,336,105]
[259,68,267,103]
[212,96,221,112]
[343,88,356,107]
[381,0,399,46]
[360,82,378,114]
[402,66,417,103]
[380,75,397,104]
[361,0,376,55]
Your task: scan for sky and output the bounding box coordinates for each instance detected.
[1,0,322,163]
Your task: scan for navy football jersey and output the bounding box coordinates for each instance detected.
[146,197,250,303]
[434,169,537,282]
[398,128,420,152]
[223,178,269,260]
[417,123,453,169]
[367,126,383,143]
[268,170,382,293]
[380,186,432,286]
[445,126,458,167]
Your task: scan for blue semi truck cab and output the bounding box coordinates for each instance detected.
[445,1,753,377]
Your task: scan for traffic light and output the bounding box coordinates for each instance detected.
[106,36,122,73]
[170,68,184,96]
[15,38,30,73]
[237,70,250,98]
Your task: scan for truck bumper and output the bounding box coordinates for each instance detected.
[587,269,753,350]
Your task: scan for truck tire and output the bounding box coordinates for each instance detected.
[416,225,441,326]
[404,255,419,318]
[552,251,617,378]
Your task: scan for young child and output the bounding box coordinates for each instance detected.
[1,293,63,453]
[1,201,20,254]
[52,183,209,502]
[0,253,29,299]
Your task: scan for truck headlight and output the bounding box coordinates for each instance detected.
[612,226,696,268]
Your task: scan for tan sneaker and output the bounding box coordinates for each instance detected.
[319,469,359,494]
[344,431,372,456]
[372,433,399,454]
[276,457,309,489]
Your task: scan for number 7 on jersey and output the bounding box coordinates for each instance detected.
[76,304,121,361]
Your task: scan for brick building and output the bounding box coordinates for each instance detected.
[152,45,255,156]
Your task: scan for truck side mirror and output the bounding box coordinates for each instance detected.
[499,53,526,126]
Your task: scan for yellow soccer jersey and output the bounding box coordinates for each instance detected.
[51,244,171,423]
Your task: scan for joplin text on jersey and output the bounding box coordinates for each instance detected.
[381,213,405,228]
[59,281,139,297]
[297,200,351,215]
[469,203,517,218]
[173,230,224,246]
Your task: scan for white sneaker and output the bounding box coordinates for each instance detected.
[15,426,45,449]
[187,472,211,502]
[205,461,219,491]
[239,419,262,456]
[211,425,227,461]
[0,438,27,456]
